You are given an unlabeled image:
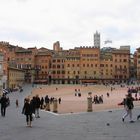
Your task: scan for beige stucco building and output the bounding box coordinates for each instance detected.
[8,67,24,89]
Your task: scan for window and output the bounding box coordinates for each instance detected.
[61,64,64,68]
[57,65,60,68]
[100,64,104,67]
[57,71,60,74]
[123,59,127,62]
[57,59,60,62]
[62,71,65,74]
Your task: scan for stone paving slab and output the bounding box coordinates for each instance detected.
[0,84,140,140]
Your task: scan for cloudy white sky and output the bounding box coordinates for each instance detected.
[0,0,140,53]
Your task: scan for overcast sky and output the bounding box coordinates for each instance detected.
[0,0,140,53]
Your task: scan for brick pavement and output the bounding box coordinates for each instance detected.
[0,84,140,140]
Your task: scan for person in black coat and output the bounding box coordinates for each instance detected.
[34,95,41,118]
[22,98,33,127]
[0,94,8,117]
[122,93,134,123]
[40,97,44,109]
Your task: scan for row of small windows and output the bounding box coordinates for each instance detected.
[52,65,64,69]
[82,54,98,57]
[41,66,48,69]
[67,64,98,67]
[16,58,32,61]
[101,69,113,72]
[100,64,112,67]
[66,58,80,61]
[67,64,79,67]
[114,59,127,62]
[115,65,127,69]
[114,54,127,57]
[40,71,48,74]
[82,64,98,67]
[9,72,24,77]
[101,73,112,76]
[52,59,65,63]
[51,71,98,75]
[52,71,65,74]
[82,58,98,61]
[16,53,32,56]
[66,64,127,68]
[114,75,127,79]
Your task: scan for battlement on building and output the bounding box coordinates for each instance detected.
[0,41,9,45]
[75,46,99,49]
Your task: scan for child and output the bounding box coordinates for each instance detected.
[16,99,19,107]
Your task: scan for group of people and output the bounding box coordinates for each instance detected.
[92,95,103,104]
[22,94,62,127]
[22,95,41,127]
[74,89,82,97]
[44,95,61,105]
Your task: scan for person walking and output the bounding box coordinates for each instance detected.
[35,95,41,118]
[22,98,33,127]
[122,93,134,123]
[40,97,44,109]
[0,94,8,117]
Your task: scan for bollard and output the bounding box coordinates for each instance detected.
[87,97,93,112]
[45,103,50,111]
[53,99,58,113]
